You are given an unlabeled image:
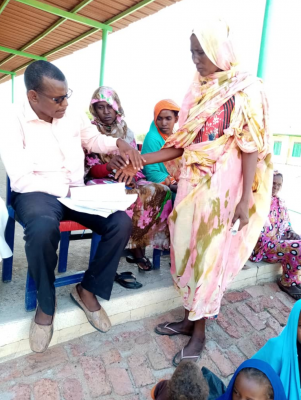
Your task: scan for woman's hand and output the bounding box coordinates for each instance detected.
[232,199,249,231]
[115,163,136,185]
[116,139,146,170]
[164,176,172,186]
[106,155,127,172]
[282,230,300,240]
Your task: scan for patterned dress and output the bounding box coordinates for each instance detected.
[193,96,235,143]
[164,73,273,321]
[85,135,172,250]
[250,196,301,286]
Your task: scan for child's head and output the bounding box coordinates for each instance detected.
[233,367,274,400]
[169,361,209,400]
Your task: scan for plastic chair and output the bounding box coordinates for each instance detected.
[2,177,101,311]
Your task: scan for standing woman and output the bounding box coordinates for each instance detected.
[117,19,273,365]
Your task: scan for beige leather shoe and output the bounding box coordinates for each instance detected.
[70,285,111,333]
[29,308,54,353]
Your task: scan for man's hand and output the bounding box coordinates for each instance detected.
[282,230,300,240]
[115,163,136,185]
[106,155,127,172]
[116,139,146,170]
[232,199,249,231]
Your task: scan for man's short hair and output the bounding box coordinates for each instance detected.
[24,60,66,92]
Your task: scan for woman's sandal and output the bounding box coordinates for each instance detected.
[155,322,193,337]
[277,277,301,300]
[126,255,153,272]
[114,272,143,289]
[172,348,201,368]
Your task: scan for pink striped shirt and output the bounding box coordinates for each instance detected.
[0,99,118,198]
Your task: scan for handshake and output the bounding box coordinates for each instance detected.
[106,155,139,185]
[110,139,146,185]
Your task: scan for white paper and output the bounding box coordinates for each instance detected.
[70,183,126,201]
[73,195,138,211]
[58,183,137,218]
[58,198,113,218]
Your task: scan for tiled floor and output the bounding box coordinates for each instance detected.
[0,282,295,400]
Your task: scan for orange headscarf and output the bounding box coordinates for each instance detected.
[154,99,180,140]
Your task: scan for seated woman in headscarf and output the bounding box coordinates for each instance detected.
[142,99,180,195]
[253,300,301,400]
[85,86,172,272]
[250,171,301,299]
[217,359,286,400]
[116,18,273,366]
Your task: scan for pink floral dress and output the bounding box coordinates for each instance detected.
[250,196,301,286]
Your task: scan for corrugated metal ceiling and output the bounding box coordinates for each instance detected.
[0,0,181,83]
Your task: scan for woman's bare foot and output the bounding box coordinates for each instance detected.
[128,248,152,271]
[173,335,206,365]
[172,318,206,366]
[155,320,194,336]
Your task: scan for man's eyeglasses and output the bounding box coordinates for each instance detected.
[37,88,73,104]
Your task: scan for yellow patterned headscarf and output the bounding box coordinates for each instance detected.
[165,19,266,154]
[193,18,238,71]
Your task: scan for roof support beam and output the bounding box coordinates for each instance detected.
[99,29,108,86]
[257,0,273,79]
[40,0,158,59]
[0,45,47,60]
[0,0,157,80]
[11,73,14,103]
[0,0,10,15]
[106,0,157,25]
[0,0,95,68]
[13,0,112,31]
[0,68,15,75]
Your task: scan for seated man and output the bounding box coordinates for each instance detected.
[0,60,144,353]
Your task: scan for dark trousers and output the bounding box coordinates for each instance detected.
[12,192,132,315]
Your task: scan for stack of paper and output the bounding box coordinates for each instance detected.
[58,183,137,218]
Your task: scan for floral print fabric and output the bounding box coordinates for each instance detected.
[250,196,301,286]
[193,97,235,143]
[164,74,273,321]
[85,134,172,250]
[87,178,172,250]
